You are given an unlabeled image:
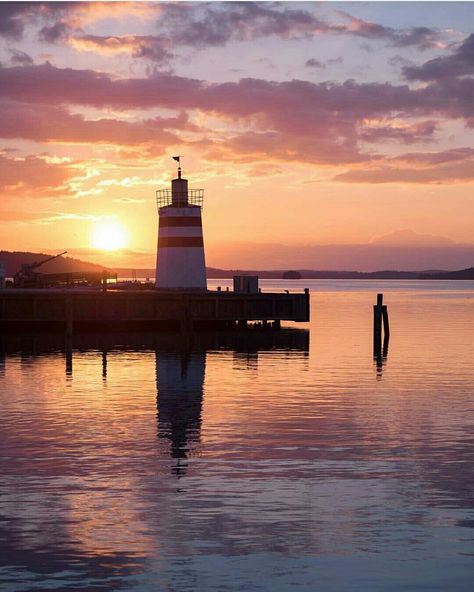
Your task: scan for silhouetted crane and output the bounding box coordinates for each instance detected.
[14,251,67,288]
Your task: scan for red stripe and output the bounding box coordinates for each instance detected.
[158,237,204,247]
[159,217,202,227]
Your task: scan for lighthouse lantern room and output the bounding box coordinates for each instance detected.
[155,157,207,290]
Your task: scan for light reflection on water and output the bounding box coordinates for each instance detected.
[1,281,473,591]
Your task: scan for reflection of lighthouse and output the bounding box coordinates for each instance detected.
[155,350,205,476]
[155,157,207,289]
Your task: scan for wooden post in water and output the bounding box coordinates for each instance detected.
[373,293,390,359]
[373,293,383,352]
[382,305,390,338]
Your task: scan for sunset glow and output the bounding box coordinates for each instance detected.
[91,221,129,251]
[0,2,473,270]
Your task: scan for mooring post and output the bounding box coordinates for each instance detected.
[304,288,310,322]
[102,270,108,293]
[373,293,383,354]
[382,304,390,338]
[374,293,390,360]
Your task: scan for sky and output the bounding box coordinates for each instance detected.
[0,1,473,271]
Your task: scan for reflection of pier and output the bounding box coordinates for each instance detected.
[1,329,309,475]
[0,329,310,362]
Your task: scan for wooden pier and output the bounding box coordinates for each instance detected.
[0,288,310,332]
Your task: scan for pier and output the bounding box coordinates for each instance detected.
[0,288,310,332]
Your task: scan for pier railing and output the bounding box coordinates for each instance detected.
[156,189,204,209]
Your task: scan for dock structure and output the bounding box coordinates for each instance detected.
[0,288,310,333]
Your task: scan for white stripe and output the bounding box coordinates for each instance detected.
[159,227,203,237]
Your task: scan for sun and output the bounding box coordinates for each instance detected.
[91,220,129,251]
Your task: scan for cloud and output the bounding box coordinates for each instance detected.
[0,3,34,39]
[305,58,325,69]
[39,20,74,43]
[2,61,469,122]
[3,1,444,59]
[0,61,472,166]
[0,151,75,195]
[8,49,34,66]
[334,148,474,184]
[403,33,474,81]
[341,12,443,50]
[360,120,438,144]
[155,2,345,48]
[156,3,444,52]
[70,34,172,63]
[0,2,150,40]
[0,101,195,146]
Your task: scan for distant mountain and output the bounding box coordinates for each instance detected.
[0,251,106,276]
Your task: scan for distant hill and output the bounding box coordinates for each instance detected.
[419,267,474,280]
[1,252,472,280]
[0,251,106,276]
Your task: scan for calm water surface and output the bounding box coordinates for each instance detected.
[1,281,473,591]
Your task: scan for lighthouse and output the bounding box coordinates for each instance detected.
[155,158,207,290]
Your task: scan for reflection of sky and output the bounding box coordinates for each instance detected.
[0,284,473,589]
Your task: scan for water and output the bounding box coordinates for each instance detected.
[1,280,473,591]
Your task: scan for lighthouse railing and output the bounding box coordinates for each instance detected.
[156,189,204,209]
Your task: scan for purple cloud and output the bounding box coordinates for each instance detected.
[360,120,438,144]
[0,101,196,146]
[305,58,325,69]
[404,33,474,80]
[0,62,472,165]
[8,49,34,66]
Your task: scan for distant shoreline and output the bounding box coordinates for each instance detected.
[114,267,474,281]
[1,252,473,281]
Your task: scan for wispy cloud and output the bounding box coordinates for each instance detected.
[334,148,474,184]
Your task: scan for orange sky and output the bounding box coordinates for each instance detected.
[0,2,473,270]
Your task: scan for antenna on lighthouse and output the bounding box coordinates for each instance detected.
[172,155,182,179]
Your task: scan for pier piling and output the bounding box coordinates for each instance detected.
[373,293,390,359]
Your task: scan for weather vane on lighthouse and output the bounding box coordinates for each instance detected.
[172,155,182,178]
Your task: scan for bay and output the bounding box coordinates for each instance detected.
[1,280,473,591]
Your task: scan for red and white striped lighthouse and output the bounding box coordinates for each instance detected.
[155,158,207,290]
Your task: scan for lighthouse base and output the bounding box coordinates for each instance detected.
[155,247,207,290]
